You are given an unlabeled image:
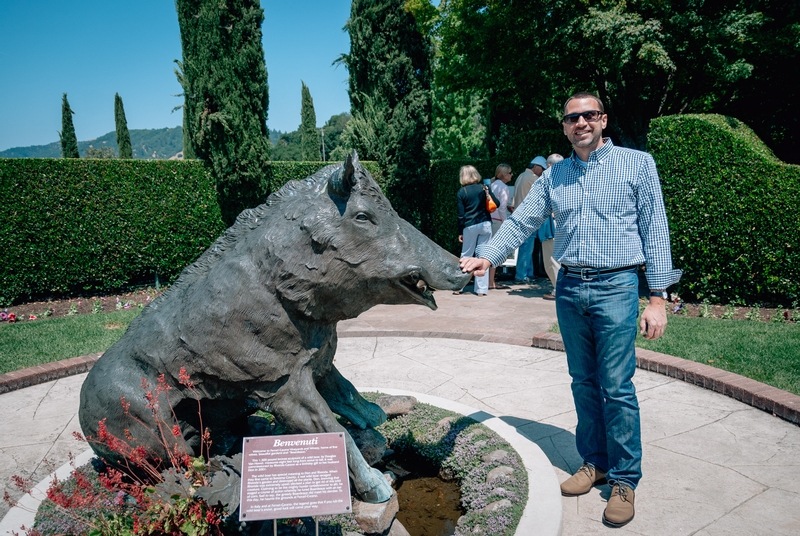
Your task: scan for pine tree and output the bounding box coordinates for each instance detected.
[341,0,433,232]
[300,82,319,161]
[114,93,133,159]
[175,0,271,225]
[59,93,80,158]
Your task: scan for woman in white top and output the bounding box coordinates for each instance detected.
[489,163,514,289]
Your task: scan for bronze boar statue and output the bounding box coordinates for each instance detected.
[79,152,470,504]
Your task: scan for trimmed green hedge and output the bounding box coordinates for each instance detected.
[0,159,383,306]
[648,114,800,305]
[0,159,226,305]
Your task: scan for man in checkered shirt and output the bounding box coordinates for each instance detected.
[461,91,681,528]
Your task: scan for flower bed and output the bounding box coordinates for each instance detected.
[15,393,526,536]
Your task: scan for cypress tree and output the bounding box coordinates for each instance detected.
[114,93,133,159]
[59,93,80,158]
[175,0,271,225]
[300,81,319,161]
[341,0,433,231]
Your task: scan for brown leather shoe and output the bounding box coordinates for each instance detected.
[560,464,607,496]
[603,484,635,527]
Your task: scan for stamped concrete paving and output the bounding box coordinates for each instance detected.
[2,279,800,534]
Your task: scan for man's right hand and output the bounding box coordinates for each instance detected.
[460,257,491,276]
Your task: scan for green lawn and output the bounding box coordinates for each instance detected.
[636,315,800,396]
[552,315,800,396]
[0,309,142,374]
[3,308,800,398]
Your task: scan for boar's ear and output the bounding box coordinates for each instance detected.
[329,152,357,199]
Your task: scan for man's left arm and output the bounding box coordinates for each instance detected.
[636,155,682,340]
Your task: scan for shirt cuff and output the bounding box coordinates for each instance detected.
[645,269,683,291]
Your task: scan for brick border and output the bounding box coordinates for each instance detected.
[0,352,102,395]
[530,332,800,426]
[2,332,798,426]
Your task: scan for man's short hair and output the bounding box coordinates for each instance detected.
[563,92,605,115]
[546,153,564,167]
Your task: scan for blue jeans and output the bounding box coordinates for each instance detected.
[460,221,492,294]
[515,234,536,280]
[555,267,642,489]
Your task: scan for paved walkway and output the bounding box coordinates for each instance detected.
[2,279,800,534]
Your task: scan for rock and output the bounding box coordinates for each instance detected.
[375,395,418,416]
[383,471,396,486]
[472,439,488,449]
[486,466,514,485]
[346,425,387,466]
[385,460,411,477]
[352,491,399,534]
[481,449,508,463]
[481,499,512,514]
[492,487,507,496]
[387,518,412,536]
[436,415,457,429]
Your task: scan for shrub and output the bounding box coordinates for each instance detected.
[0,159,225,305]
[0,158,383,306]
[648,114,800,305]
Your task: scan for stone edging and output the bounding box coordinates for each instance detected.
[0,353,102,395]
[529,332,800,426]
[2,331,798,426]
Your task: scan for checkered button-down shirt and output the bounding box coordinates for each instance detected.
[476,139,681,290]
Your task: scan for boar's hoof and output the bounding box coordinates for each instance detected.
[357,467,393,503]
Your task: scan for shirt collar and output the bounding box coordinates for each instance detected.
[570,137,614,164]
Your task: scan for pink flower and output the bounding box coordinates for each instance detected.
[0,312,7,322]
[29,315,37,321]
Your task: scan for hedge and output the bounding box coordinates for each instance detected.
[0,159,382,306]
[648,114,800,305]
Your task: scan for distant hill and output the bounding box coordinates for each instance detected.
[0,127,183,159]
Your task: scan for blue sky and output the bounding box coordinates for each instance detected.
[0,1,354,152]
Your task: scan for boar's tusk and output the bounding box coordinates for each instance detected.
[416,280,428,293]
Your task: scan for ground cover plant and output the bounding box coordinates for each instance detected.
[7,392,527,536]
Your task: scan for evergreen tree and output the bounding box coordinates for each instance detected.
[59,93,79,158]
[114,93,133,159]
[174,61,196,159]
[340,0,433,232]
[175,0,271,225]
[300,82,319,161]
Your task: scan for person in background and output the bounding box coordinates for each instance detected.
[488,163,513,290]
[460,91,681,528]
[455,165,499,296]
[512,156,547,283]
[537,153,564,299]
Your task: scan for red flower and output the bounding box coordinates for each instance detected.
[172,425,181,437]
[7,313,16,323]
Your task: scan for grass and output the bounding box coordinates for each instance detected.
[0,309,142,374]
[636,315,800,396]
[550,315,800,396]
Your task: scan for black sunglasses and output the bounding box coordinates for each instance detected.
[562,110,604,124]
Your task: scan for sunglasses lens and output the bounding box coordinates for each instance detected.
[563,111,601,123]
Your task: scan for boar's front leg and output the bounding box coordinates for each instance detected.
[316,364,387,429]
[269,368,392,503]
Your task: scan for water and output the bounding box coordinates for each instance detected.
[395,476,462,536]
